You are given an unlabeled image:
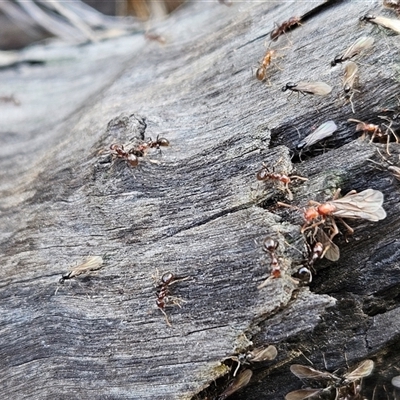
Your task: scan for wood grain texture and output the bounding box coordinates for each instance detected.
[1,0,400,399]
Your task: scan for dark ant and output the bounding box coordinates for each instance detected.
[282,81,332,96]
[330,36,374,67]
[230,345,277,376]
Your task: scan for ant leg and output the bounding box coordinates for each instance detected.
[338,218,354,237]
[332,188,342,200]
[159,308,172,327]
[285,183,294,201]
[290,175,308,182]
[328,219,339,241]
[301,219,325,234]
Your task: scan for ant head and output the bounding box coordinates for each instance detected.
[360,14,375,21]
[263,237,278,253]
[161,272,174,285]
[282,82,297,92]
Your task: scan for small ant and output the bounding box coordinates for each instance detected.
[130,136,170,157]
[279,188,386,244]
[256,49,278,81]
[348,117,399,155]
[110,144,139,167]
[148,136,170,149]
[229,345,277,377]
[263,237,280,278]
[257,163,307,200]
[302,188,386,239]
[156,272,188,326]
[270,16,302,41]
[258,236,299,289]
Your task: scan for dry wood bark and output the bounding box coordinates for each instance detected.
[1,1,400,399]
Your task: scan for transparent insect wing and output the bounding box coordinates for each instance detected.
[373,16,400,33]
[330,189,386,221]
[343,359,374,383]
[392,375,400,388]
[343,61,358,91]
[295,82,332,96]
[299,120,338,149]
[290,364,336,380]
[249,345,278,362]
[67,256,104,277]
[341,36,374,60]
[315,228,340,261]
[285,388,324,400]
[219,369,253,399]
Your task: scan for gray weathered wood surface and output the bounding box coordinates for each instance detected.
[1,0,400,399]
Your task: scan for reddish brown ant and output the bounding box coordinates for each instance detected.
[278,189,386,246]
[270,16,302,41]
[148,136,170,149]
[110,144,139,167]
[263,237,280,279]
[130,136,170,157]
[256,49,278,81]
[110,136,169,166]
[257,163,307,200]
[291,189,385,242]
[348,118,399,155]
[258,236,301,289]
[155,272,189,327]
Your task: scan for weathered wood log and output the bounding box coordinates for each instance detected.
[1,1,400,399]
